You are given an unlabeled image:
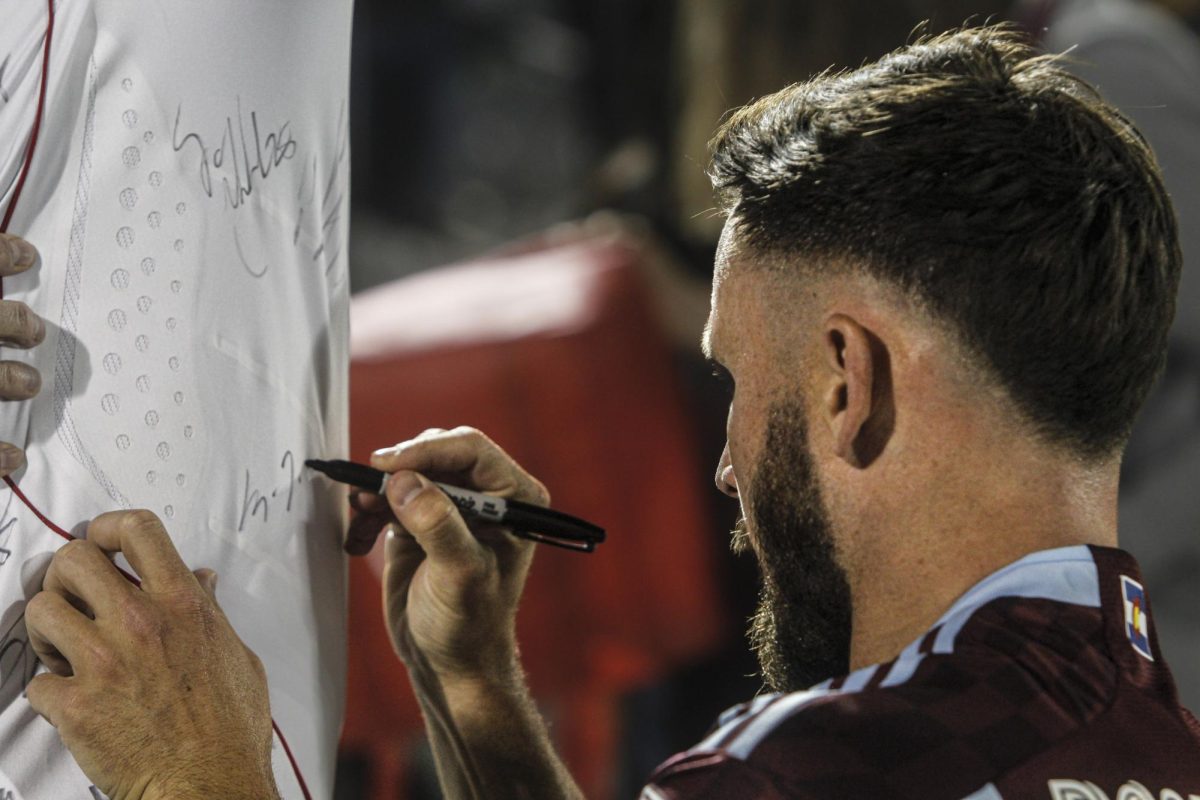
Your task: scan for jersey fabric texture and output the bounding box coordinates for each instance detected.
[0,2,352,797]
[642,545,1200,799]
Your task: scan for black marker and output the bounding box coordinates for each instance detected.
[306,459,605,553]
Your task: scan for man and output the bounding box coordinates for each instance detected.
[0,2,352,797]
[17,23,1200,800]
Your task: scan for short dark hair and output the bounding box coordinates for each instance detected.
[709,24,1180,460]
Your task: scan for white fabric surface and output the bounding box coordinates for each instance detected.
[0,1,352,797]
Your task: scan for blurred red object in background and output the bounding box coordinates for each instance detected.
[340,233,727,799]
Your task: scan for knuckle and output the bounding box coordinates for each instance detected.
[452,426,487,446]
[117,594,163,642]
[27,676,76,727]
[25,672,50,705]
[55,539,95,569]
[86,639,121,679]
[123,508,164,538]
[23,591,51,624]
[174,588,215,623]
[13,304,33,339]
[0,302,36,345]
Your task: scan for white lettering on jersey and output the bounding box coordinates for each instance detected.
[1048,779,1199,800]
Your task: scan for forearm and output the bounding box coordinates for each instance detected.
[368,430,587,798]
[414,666,585,800]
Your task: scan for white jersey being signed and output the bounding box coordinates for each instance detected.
[0,2,352,797]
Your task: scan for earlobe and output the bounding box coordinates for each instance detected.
[821,315,894,468]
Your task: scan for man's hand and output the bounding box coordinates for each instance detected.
[348,426,548,685]
[0,233,45,475]
[23,511,280,800]
[346,428,584,800]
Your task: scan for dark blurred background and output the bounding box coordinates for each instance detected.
[346,0,1013,293]
[337,1,1200,797]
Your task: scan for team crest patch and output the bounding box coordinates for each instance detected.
[1120,575,1153,661]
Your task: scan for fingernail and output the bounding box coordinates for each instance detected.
[389,471,423,506]
[371,445,400,458]
[33,314,45,342]
[14,239,36,267]
[0,446,25,472]
[208,571,219,592]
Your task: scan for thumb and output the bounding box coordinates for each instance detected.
[26,672,70,728]
[386,471,482,567]
[193,567,219,600]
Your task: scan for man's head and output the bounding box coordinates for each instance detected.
[703,25,1180,691]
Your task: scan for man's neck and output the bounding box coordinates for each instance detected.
[843,453,1119,671]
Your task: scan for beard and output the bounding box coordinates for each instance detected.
[735,400,853,693]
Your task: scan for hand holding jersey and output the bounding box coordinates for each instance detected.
[24,511,279,800]
[0,234,44,474]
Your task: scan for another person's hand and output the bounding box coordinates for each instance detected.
[24,511,280,800]
[347,426,548,686]
[0,233,45,475]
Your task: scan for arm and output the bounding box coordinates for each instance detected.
[23,511,281,800]
[0,232,46,473]
[18,424,584,799]
[347,426,586,800]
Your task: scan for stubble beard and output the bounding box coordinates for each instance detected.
[734,401,853,694]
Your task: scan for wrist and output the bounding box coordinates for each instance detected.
[441,666,526,705]
[440,667,533,727]
[143,768,281,800]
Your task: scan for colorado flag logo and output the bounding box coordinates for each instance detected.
[1120,575,1153,661]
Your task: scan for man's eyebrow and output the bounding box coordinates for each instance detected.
[700,318,714,359]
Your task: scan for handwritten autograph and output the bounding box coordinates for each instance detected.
[0,610,38,698]
[238,450,304,532]
[172,98,298,212]
[0,517,13,567]
[0,53,10,104]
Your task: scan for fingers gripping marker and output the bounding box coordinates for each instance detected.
[434,483,507,523]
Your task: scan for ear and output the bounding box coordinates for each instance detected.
[819,313,894,467]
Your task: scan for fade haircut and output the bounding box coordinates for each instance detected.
[708,24,1180,461]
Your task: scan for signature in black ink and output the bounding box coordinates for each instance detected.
[0,520,14,567]
[238,450,304,532]
[233,226,268,279]
[0,53,10,104]
[0,493,17,566]
[297,101,349,276]
[172,98,298,212]
[0,610,39,697]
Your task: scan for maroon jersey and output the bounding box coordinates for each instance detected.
[642,546,1200,799]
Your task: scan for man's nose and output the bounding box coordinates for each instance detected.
[714,443,738,498]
